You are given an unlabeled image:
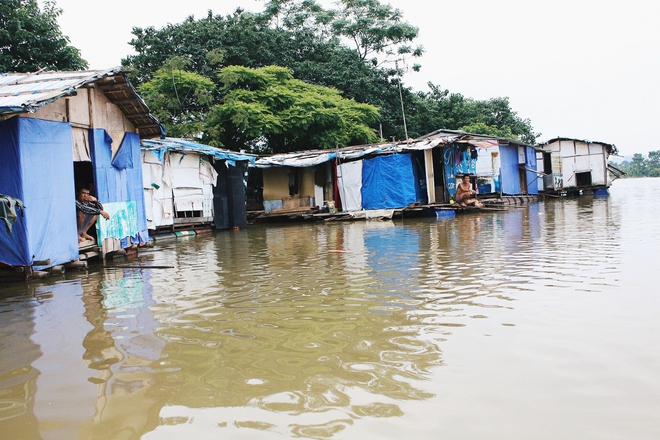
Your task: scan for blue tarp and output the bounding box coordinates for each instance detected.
[499,145,521,195]
[111,137,134,170]
[525,146,539,195]
[142,138,256,166]
[0,117,78,267]
[361,154,417,210]
[90,130,149,244]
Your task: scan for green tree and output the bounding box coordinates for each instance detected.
[205,65,380,153]
[629,153,647,177]
[138,57,216,138]
[122,1,537,149]
[407,83,538,144]
[646,150,660,177]
[123,2,421,143]
[647,150,660,168]
[0,0,87,72]
[467,97,538,144]
[330,0,423,68]
[124,8,306,85]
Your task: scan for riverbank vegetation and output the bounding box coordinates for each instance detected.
[611,152,660,178]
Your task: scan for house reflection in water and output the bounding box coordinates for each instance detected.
[0,272,168,440]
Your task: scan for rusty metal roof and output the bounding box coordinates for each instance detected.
[0,67,164,138]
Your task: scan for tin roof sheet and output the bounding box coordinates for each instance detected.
[254,129,531,168]
[0,67,164,138]
[141,137,257,165]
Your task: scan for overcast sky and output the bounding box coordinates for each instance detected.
[45,0,659,157]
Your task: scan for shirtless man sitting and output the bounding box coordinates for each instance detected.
[455,174,484,208]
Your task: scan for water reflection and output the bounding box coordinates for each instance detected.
[0,286,43,439]
[2,180,660,440]
[0,272,168,440]
[0,281,97,440]
[79,270,167,440]
[145,222,442,438]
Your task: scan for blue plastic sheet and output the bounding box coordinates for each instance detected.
[361,154,417,210]
[499,145,521,195]
[90,130,149,244]
[525,146,539,195]
[0,117,78,267]
[111,133,134,170]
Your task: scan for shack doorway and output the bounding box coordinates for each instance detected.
[246,167,264,211]
[74,161,94,192]
[576,171,593,187]
[519,166,528,194]
[432,148,446,202]
[73,161,98,243]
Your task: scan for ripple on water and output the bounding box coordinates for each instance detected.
[4,182,660,439]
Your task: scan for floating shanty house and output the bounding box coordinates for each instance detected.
[411,129,540,202]
[253,142,428,219]
[141,138,255,232]
[254,149,339,214]
[535,137,624,195]
[0,68,163,279]
[253,130,539,221]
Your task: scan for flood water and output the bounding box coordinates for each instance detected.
[1,177,659,440]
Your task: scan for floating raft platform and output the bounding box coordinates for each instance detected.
[248,195,539,223]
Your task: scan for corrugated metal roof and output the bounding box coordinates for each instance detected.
[0,67,164,138]
[254,129,529,168]
[417,129,533,148]
[141,137,257,165]
[537,136,618,155]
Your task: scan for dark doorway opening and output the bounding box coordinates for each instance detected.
[73,161,98,243]
[576,171,592,187]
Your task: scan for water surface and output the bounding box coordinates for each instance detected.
[1,178,659,439]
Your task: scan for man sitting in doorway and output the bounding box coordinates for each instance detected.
[455,174,484,208]
[76,185,110,243]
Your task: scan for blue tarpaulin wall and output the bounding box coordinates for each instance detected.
[90,130,149,244]
[499,145,521,195]
[525,146,539,195]
[0,117,79,267]
[361,154,417,210]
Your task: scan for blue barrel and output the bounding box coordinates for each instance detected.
[435,209,456,219]
[478,184,491,194]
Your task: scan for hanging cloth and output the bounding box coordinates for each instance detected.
[0,194,25,234]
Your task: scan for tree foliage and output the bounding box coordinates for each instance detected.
[614,151,660,178]
[0,0,87,73]
[329,0,423,67]
[205,65,380,153]
[138,57,216,138]
[122,3,410,142]
[122,0,538,149]
[407,84,538,143]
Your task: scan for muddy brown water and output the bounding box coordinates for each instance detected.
[1,178,659,439]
